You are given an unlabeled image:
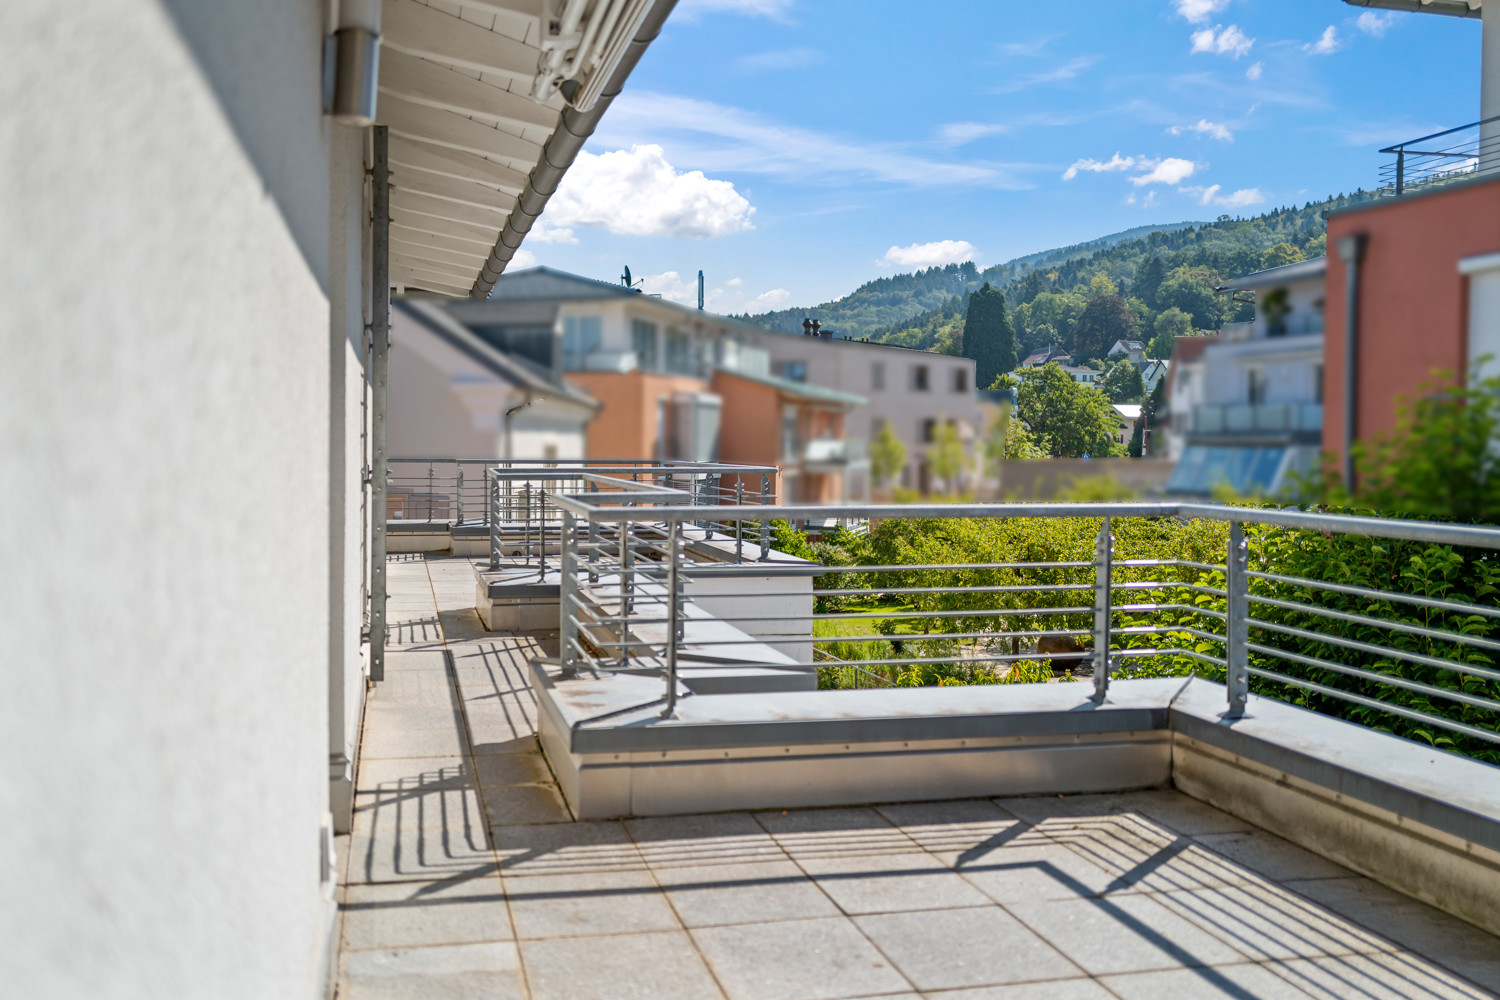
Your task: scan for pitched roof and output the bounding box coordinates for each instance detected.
[713,367,867,407]
[1169,335,1219,366]
[392,298,599,410]
[1220,256,1327,291]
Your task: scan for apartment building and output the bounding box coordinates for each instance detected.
[732,325,982,495]
[1166,259,1325,496]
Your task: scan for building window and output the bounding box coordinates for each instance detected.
[872,362,885,390]
[665,327,694,375]
[922,418,937,443]
[774,360,807,382]
[782,405,799,463]
[912,365,930,391]
[562,315,602,370]
[1247,366,1268,405]
[1313,363,1324,404]
[631,319,658,371]
[952,368,968,392]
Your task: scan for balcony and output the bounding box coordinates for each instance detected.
[341,461,1500,999]
[1381,115,1500,196]
[1193,402,1322,437]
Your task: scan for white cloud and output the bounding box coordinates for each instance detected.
[1356,11,1394,37]
[1174,0,1229,24]
[998,36,1057,57]
[735,48,820,73]
[1169,119,1234,141]
[1304,26,1341,55]
[726,277,743,287]
[940,121,1008,145]
[1063,152,1137,180]
[1191,24,1254,58]
[1143,190,1159,208]
[675,0,793,20]
[598,92,1027,188]
[510,248,538,269]
[877,240,978,269]
[1246,61,1263,80]
[747,288,791,311]
[992,56,1100,94]
[545,144,754,239]
[1185,184,1265,207]
[1130,157,1198,186]
[528,223,577,244]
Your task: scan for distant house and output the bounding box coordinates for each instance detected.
[1021,345,1072,368]
[1159,335,1218,461]
[388,298,599,462]
[1110,403,1143,446]
[712,369,866,503]
[1107,339,1148,365]
[1140,358,1170,394]
[1061,364,1103,385]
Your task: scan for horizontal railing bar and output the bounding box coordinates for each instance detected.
[1379,113,1500,152]
[1245,665,1500,746]
[1244,641,1500,715]
[1246,569,1500,619]
[1248,593,1500,653]
[1247,618,1500,683]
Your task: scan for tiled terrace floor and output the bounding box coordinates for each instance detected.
[334,555,1500,1000]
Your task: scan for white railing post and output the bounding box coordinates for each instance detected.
[662,518,682,717]
[759,473,771,561]
[1093,516,1114,700]
[559,510,578,677]
[488,468,500,570]
[1226,521,1249,717]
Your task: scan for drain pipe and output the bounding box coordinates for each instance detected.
[470,0,680,297]
[369,125,391,683]
[1336,234,1366,492]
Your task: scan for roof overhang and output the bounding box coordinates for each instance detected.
[372,0,678,299]
[1342,0,1482,19]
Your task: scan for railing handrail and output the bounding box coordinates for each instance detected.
[548,496,1500,550]
[1379,114,1500,154]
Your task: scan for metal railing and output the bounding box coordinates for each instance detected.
[1381,115,1500,195]
[388,458,494,523]
[545,496,1500,757]
[483,461,780,578]
[1193,403,1323,436]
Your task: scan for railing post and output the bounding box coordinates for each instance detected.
[559,511,578,677]
[456,465,464,525]
[1226,521,1249,717]
[523,483,532,566]
[735,480,744,562]
[426,460,435,521]
[759,473,771,561]
[1396,149,1405,196]
[586,479,599,583]
[662,518,682,717]
[618,503,633,670]
[1093,516,1113,700]
[488,468,500,570]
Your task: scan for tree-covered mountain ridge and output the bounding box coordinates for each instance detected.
[744,191,1375,353]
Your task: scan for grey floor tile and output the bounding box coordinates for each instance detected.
[691,916,913,1000]
[341,876,512,950]
[1192,831,1351,883]
[1106,791,1253,836]
[341,942,524,1000]
[355,757,469,794]
[956,842,1126,903]
[472,752,553,787]
[1149,884,1393,961]
[921,981,1115,999]
[492,820,647,876]
[1269,952,1500,1000]
[754,807,918,858]
[799,851,994,914]
[351,785,486,840]
[367,671,457,707]
[360,726,466,760]
[469,733,541,757]
[627,812,790,869]
[855,906,1080,991]
[874,799,1032,865]
[1102,962,1318,999]
[521,930,725,1000]
[346,827,496,885]
[993,793,1143,824]
[382,650,451,672]
[1034,813,1183,876]
[364,704,465,733]
[1282,877,1500,994]
[652,860,842,927]
[1007,893,1245,975]
[483,783,572,826]
[504,869,681,939]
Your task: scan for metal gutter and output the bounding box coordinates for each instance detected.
[469,0,680,298]
[1342,0,1482,18]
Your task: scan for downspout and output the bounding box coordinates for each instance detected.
[369,125,390,684]
[470,0,680,297]
[1336,234,1367,492]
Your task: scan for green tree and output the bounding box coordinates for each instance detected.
[1071,293,1138,363]
[1150,306,1192,359]
[1016,363,1126,458]
[869,419,907,488]
[928,419,968,494]
[1157,268,1223,330]
[1260,242,1305,270]
[962,282,1017,388]
[1100,360,1146,403]
[1135,255,1166,309]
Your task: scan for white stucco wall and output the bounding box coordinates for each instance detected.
[0,2,357,998]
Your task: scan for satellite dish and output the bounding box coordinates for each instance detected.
[622,265,632,287]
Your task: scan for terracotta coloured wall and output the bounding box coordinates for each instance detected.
[567,371,708,460]
[710,371,785,500]
[1324,179,1500,463]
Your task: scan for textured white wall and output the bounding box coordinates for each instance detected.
[0,2,351,997]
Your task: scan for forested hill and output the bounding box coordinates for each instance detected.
[744,193,1375,352]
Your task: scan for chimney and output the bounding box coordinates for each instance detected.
[697,270,704,311]
[812,319,822,338]
[802,318,814,336]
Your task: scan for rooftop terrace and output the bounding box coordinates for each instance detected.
[336,554,1500,1000]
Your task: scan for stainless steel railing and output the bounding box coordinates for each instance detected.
[546,496,1500,757]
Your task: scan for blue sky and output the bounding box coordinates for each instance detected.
[518,0,1482,312]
